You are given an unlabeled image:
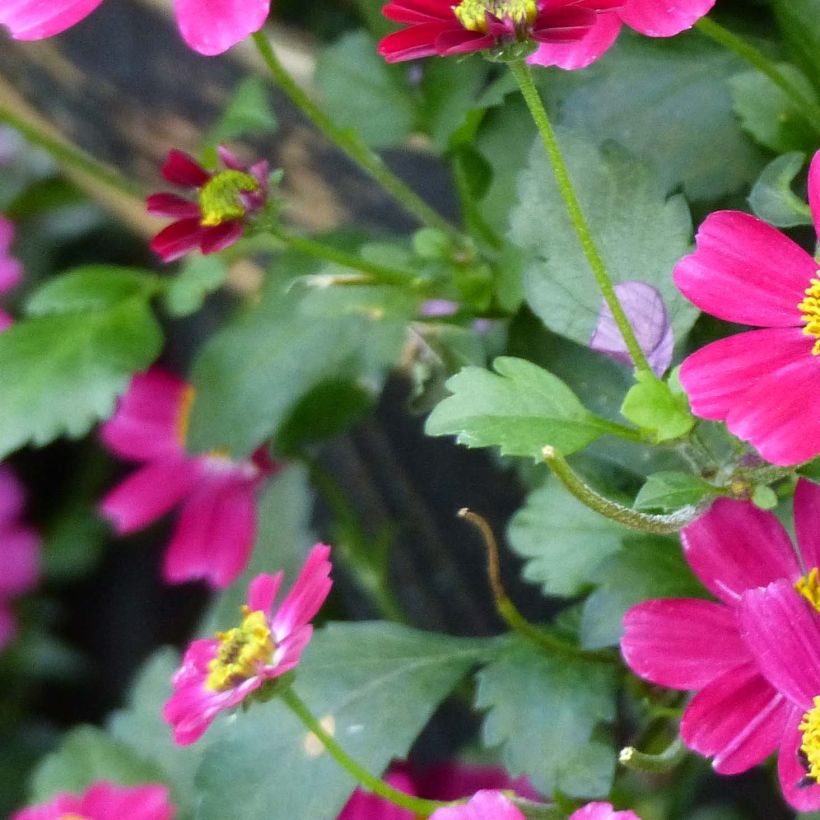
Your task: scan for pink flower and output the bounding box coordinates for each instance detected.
[164,545,332,744]
[0,0,271,56]
[429,790,524,819]
[0,465,40,650]
[99,367,277,588]
[621,480,820,783]
[673,148,820,466]
[377,0,622,63]
[739,580,820,810]
[530,0,714,69]
[339,768,418,820]
[0,215,23,331]
[11,780,175,820]
[570,803,640,820]
[147,146,269,263]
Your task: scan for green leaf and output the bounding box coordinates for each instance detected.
[511,132,696,349]
[580,536,707,648]
[729,63,819,153]
[42,506,108,580]
[476,637,616,798]
[205,77,278,147]
[0,296,162,458]
[163,255,228,318]
[507,476,624,597]
[425,356,610,459]
[196,622,493,820]
[29,726,164,802]
[772,0,820,88]
[620,370,694,443]
[188,279,409,458]
[633,471,719,512]
[749,151,814,228]
[314,31,417,148]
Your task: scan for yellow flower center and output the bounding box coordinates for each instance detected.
[798,275,820,355]
[800,696,820,784]
[453,0,537,32]
[796,568,820,614]
[206,608,275,692]
[198,169,259,227]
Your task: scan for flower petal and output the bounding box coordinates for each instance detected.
[200,221,243,255]
[150,218,205,263]
[382,0,453,24]
[247,571,283,613]
[430,790,525,820]
[621,598,750,689]
[161,149,209,187]
[0,463,25,524]
[0,0,104,39]
[271,543,332,637]
[146,192,200,218]
[680,662,788,774]
[739,580,820,710]
[570,803,640,820]
[80,783,175,820]
[796,478,820,575]
[809,149,820,239]
[530,8,621,68]
[673,211,817,326]
[173,0,271,56]
[681,497,800,605]
[339,770,417,820]
[0,525,40,597]
[619,0,715,37]
[0,604,16,651]
[778,706,820,812]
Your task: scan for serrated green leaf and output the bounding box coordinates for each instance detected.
[749,151,814,228]
[507,476,624,597]
[580,536,707,649]
[196,622,494,820]
[511,132,696,349]
[0,297,162,458]
[620,370,694,442]
[476,637,616,798]
[163,255,228,318]
[633,471,719,513]
[425,356,609,458]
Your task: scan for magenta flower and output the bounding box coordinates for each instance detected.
[339,768,418,820]
[429,790,524,819]
[739,581,820,810]
[99,367,277,588]
[0,215,23,331]
[673,149,820,466]
[0,0,271,56]
[621,480,820,781]
[530,0,715,69]
[11,781,175,820]
[0,465,40,650]
[377,0,622,63]
[589,281,673,376]
[570,803,640,820]
[164,545,332,745]
[147,146,268,263]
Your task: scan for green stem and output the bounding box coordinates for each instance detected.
[590,416,647,443]
[281,688,450,816]
[267,225,426,289]
[542,446,702,534]
[619,737,687,773]
[695,17,820,135]
[0,106,142,198]
[252,31,455,237]
[507,59,653,377]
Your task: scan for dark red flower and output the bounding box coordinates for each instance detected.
[147,146,268,263]
[377,0,622,62]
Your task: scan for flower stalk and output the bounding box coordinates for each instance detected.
[619,737,687,773]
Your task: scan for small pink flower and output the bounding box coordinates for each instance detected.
[11,780,175,820]
[0,0,271,56]
[0,464,40,650]
[530,0,714,69]
[570,803,641,820]
[673,148,820,466]
[147,146,269,263]
[99,367,277,588]
[164,545,332,744]
[621,479,820,783]
[429,790,524,819]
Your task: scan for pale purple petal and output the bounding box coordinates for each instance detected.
[173,0,271,56]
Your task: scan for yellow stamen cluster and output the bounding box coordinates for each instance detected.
[206,608,275,692]
[198,169,259,227]
[800,696,820,784]
[798,275,820,355]
[453,0,537,33]
[796,568,820,614]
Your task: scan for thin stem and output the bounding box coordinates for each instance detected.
[458,508,613,662]
[267,225,427,289]
[281,687,450,816]
[589,416,647,443]
[507,59,653,377]
[696,17,820,135]
[619,737,687,773]
[542,446,702,534]
[252,31,455,237]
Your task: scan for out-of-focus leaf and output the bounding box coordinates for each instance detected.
[749,151,813,228]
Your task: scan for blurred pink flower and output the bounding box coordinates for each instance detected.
[0,215,23,331]
[429,790,524,819]
[0,465,40,650]
[531,0,715,69]
[674,149,820,466]
[164,545,332,744]
[99,367,277,588]
[11,780,174,820]
[570,802,640,819]
[0,0,271,56]
[147,146,268,263]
